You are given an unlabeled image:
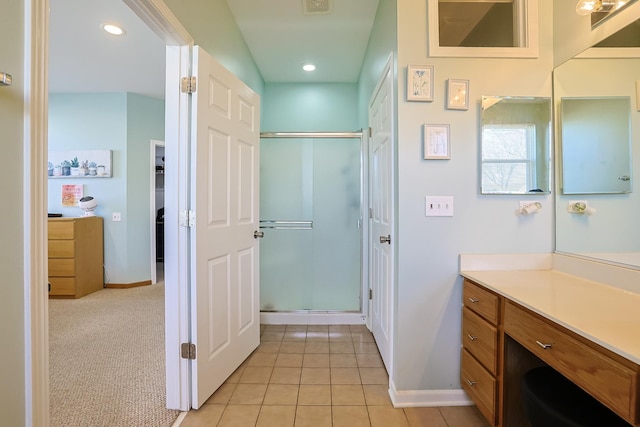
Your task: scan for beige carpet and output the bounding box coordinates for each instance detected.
[49,282,180,427]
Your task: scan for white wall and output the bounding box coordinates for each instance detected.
[0,1,26,424]
[392,0,554,391]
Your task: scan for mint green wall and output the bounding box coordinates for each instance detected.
[0,0,25,423]
[49,93,164,284]
[358,0,397,129]
[262,83,359,132]
[164,0,264,96]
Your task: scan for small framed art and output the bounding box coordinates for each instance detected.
[446,79,469,110]
[423,124,450,159]
[407,65,434,102]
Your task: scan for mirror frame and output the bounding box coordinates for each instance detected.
[427,0,539,58]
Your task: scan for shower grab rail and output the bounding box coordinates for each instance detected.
[259,220,313,230]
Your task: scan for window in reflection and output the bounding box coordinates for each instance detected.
[482,124,536,193]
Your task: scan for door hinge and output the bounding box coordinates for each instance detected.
[368,127,372,138]
[181,76,197,94]
[179,210,195,227]
[369,289,373,300]
[368,207,373,219]
[181,343,196,360]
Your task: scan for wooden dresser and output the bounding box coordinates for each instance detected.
[48,216,104,298]
[460,275,640,427]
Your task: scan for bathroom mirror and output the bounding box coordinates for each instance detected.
[427,0,539,57]
[480,96,551,194]
[554,17,640,269]
[559,96,632,194]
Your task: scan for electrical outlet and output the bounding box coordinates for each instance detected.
[425,196,454,217]
[112,212,121,222]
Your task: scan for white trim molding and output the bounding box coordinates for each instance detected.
[389,380,474,408]
[24,0,50,425]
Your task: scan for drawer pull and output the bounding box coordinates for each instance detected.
[468,297,479,303]
[467,334,478,341]
[466,379,477,387]
[536,340,552,350]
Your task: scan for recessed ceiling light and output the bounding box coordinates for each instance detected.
[302,64,316,72]
[102,23,125,36]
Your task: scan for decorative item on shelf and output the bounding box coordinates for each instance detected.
[79,160,88,176]
[567,200,596,215]
[97,164,106,176]
[407,65,434,102]
[446,78,470,110]
[520,201,542,215]
[88,161,97,176]
[48,162,53,176]
[53,164,62,176]
[70,157,80,176]
[60,160,71,176]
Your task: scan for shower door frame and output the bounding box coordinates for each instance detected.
[259,131,369,323]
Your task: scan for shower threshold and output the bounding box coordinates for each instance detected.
[260,310,367,325]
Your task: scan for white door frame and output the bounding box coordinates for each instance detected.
[150,139,165,285]
[25,0,195,424]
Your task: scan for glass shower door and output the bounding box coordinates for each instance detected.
[260,136,361,312]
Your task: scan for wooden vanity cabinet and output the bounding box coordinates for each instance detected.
[48,216,104,298]
[461,279,502,425]
[462,277,640,427]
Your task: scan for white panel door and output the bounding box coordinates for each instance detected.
[190,46,261,409]
[369,56,395,373]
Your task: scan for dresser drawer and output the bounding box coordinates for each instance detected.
[463,307,498,375]
[48,220,75,240]
[504,301,638,422]
[48,258,75,277]
[462,348,496,425]
[464,279,500,325]
[49,277,76,296]
[48,239,75,258]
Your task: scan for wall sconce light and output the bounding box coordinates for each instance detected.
[567,201,596,215]
[519,201,542,215]
[575,0,628,15]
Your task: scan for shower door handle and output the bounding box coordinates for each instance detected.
[254,230,264,239]
[379,235,391,244]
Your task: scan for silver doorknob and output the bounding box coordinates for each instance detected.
[254,230,264,239]
[379,235,391,244]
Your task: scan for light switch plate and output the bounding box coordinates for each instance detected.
[425,196,454,217]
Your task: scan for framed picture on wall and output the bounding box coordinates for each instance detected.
[48,150,112,178]
[407,65,434,102]
[446,79,470,110]
[423,124,450,159]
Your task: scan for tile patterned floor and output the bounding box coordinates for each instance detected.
[180,325,490,427]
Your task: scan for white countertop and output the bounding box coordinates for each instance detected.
[460,269,640,365]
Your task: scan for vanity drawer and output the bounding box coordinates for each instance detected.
[504,300,639,423]
[463,307,498,375]
[464,279,500,325]
[462,348,496,425]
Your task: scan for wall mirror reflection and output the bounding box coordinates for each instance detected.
[560,97,632,194]
[554,16,640,269]
[480,96,551,194]
[575,0,639,28]
[427,0,539,57]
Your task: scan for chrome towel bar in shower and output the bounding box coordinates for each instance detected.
[259,220,313,230]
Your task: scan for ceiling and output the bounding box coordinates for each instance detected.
[49,0,380,99]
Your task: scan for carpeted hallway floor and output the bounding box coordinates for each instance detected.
[49,282,180,427]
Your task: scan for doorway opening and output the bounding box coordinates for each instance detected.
[151,140,165,284]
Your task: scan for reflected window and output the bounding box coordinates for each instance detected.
[482,124,536,193]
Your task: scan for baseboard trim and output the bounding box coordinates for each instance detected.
[389,380,474,408]
[260,312,367,325]
[105,280,152,289]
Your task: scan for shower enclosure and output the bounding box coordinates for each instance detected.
[260,132,363,312]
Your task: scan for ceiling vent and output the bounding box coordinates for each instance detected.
[303,0,332,15]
